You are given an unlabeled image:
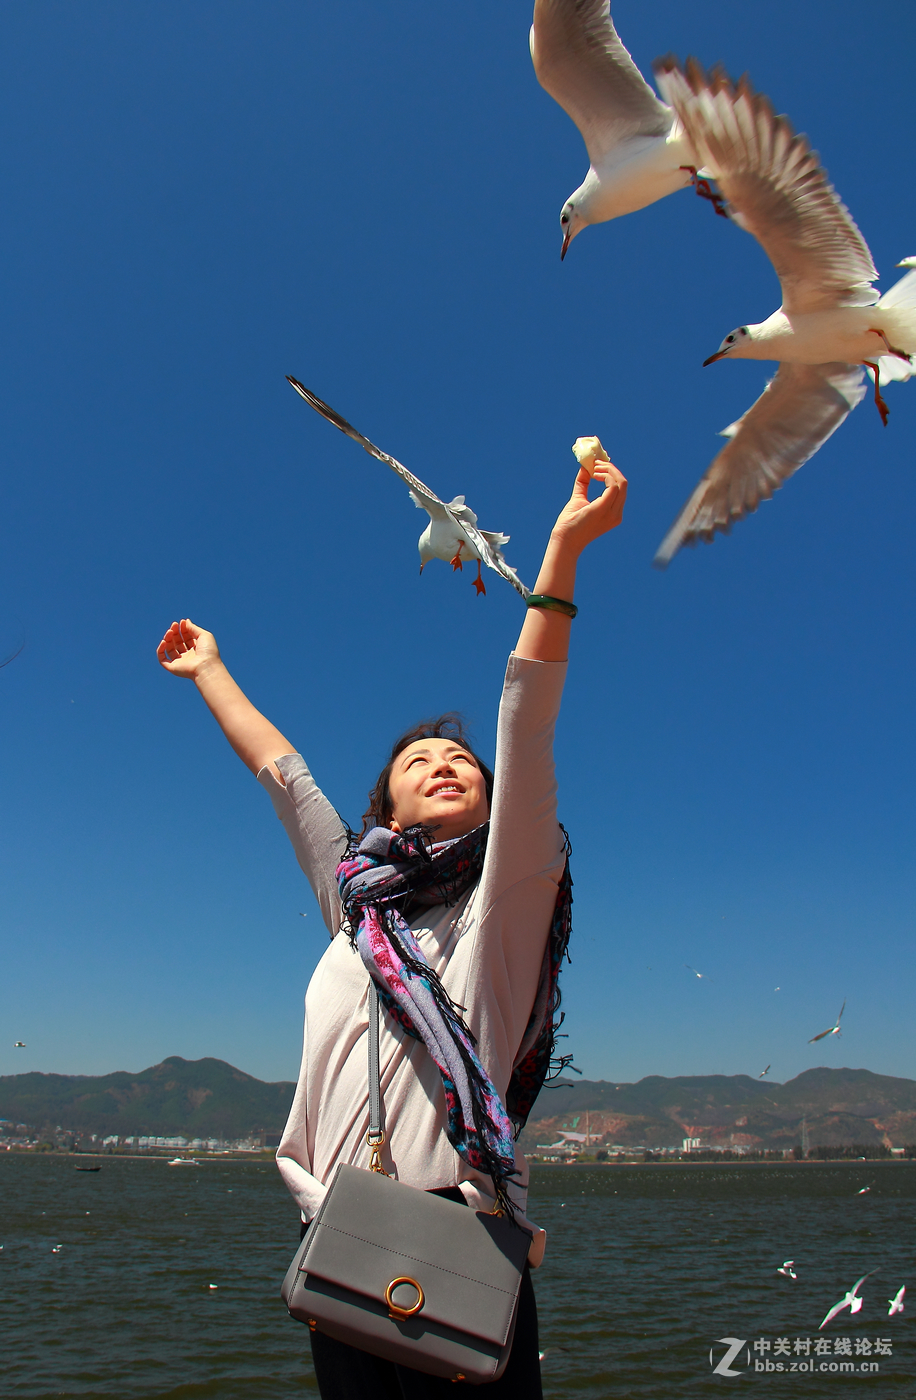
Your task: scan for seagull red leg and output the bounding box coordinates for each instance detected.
[868,327,912,363]
[450,545,464,571]
[680,165,729,219]
[864,361,890,426]
[472,561,486,596]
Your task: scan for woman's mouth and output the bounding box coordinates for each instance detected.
[428,782,463,797]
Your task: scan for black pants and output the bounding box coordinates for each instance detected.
[300,1188,543,1399]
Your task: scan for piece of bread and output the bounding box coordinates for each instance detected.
[571,436,610,475]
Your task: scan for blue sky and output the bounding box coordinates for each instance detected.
[2,0,914,1090]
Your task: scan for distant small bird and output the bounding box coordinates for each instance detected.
[51,1245,63,1253]
[651,60,916,566]
[208,1284,219,1290]
[286,379,529,598]
[777,1260,797,1279]
[759,1065,771,1079]
[888,1285,905,1316]
[14,1041,25,1048]
[809,1001,846,1044]
[819,1270,878,1329]
[685,964,711,980]
[857,1185,871,1195]
[529,0,725,258]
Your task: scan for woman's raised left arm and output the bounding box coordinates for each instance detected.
[476,456,628,914]
[515,458,627,662]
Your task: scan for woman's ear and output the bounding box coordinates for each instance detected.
[389,818,402,833]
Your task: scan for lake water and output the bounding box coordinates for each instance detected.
[2,1156,913,1397]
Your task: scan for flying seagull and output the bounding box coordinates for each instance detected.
[651,60,916,566]
[14,1041,25,1048]
[759,1064,770,1079]
[529,0,725,259]
[809,1000,845,1044]
[286,379,529,598]
[818,1270,878,1329]
[777,1260,797,1279]
[685,964,711,981]
[888,1285,905,1317]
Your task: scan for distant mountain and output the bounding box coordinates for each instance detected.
[518,1068,916,1151]
[4,1058,915,1150]
[0,1056,295,1139]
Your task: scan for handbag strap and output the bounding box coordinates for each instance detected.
[364,979,505,1215]
[366,981,387,1173]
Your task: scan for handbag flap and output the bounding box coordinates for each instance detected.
[300,1165,530,1348]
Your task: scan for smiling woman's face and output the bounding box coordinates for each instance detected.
[387,737,490,840]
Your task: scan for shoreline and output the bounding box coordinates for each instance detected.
[3,1149,911,1168]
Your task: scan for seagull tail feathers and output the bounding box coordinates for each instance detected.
[877,354,913,386]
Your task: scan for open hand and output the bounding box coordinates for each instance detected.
[156,619,220,679]
[550,461,627,556]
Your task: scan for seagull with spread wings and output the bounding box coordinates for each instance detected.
[819,1270,878,1329]
[652,60,916,567]
[808,1000,845,1044]
[529,0,725,259]
[286,379,529,598]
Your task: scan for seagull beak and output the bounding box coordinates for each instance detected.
[703,349,729,366]
[560,228,572,261]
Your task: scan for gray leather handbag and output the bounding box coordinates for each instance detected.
[280,983,531,1384]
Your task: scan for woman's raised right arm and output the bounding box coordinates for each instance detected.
[156,618,293,781]
[157,618,347,933]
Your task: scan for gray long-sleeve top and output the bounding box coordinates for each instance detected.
[258,654,567,1264]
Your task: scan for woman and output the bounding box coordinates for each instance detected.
[156,456,626,1397]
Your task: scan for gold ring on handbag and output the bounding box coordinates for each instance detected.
[385,1277,425,1320]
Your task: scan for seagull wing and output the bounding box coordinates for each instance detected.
[835,999,846,1027]
[447,497,480,528]
[531,0,671,165]
[819,1297,850,1329]
[409,489,450,522]
[654,362,866,566]
[850,1269,879,1298]
[286,378,445,513]
[455,515,531,598]
[653,60,877,314]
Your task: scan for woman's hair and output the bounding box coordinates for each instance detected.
[361,713,494,835]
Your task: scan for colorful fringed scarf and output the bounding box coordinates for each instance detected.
[336,822,573,1216]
